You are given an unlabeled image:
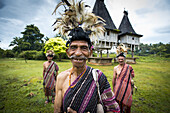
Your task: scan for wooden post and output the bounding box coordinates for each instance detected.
[132,50,134,58]
[100,50,102,58]
[97,49,99,57]
[132,45,134,58]
[107,49,109,58]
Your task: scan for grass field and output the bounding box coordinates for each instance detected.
[0,56,170,113]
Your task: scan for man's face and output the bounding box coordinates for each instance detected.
[118,56,125,65]
[66,40,92,68]
[47,56,53,61]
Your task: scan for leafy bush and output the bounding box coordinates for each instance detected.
[0,48,5,58]
[18,50,37,60]
[4,50,15,58]
[18,50,69,60]
[44,37,67,61]
[164,53,170,58]
[60,53,69,59]
[33,51,46,60]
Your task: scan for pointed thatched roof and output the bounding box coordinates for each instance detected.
[119,10,142,37]
[93,0,120,32]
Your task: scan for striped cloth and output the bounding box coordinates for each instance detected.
[44,61,59,96]
[63,66,120,113]
[114,64,135,108]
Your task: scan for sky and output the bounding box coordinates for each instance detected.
[0,0,170,50]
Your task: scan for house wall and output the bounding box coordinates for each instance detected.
[105,31,118,43]
[92,30,118,49]
[120,35,140,45]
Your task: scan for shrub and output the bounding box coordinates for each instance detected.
[18,51,37,60]
[4,50,15,58]
[0,48,5,58]
[164,54,170,58]
[34,51,46,60]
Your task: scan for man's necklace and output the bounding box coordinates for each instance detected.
[69,67,87,88]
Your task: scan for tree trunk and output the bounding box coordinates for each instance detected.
[107,49,109,58]
[24,55,27,63]
[59,54,62,61]
[132,51,134,58]
[100,50,102,58]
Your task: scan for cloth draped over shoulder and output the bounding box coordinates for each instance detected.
[114,64,134,107]
[63,66,120,113]
[44,61,59,90]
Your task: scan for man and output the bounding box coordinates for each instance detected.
[54,27,120,113]
[112,53,135,113]
[43,50,59,104]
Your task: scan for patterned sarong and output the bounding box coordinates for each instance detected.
[114,64,134,108]
[63,66,120,113]
[44,61,59,96]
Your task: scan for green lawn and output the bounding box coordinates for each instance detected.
[0,56,170,113]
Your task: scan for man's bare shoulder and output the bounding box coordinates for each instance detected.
[43,61,48,65]
[57,68,72,81]
[114,65,119,70]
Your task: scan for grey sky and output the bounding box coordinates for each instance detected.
[0,0,170,49]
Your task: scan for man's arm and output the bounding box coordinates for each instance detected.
[112,67,117,92]
[43,63,46,77]
[98,71,120,113]
[129,65,135,78]
[54,73,64,113]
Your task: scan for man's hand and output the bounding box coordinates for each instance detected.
[67,107,77,113]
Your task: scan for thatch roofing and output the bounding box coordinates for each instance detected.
[119,10,142,37]
[92,0,120,33]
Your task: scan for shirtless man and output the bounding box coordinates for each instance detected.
[112,53,125,91]
[112,53,135,113]
[43,50,59,104]
[54,27,120,113]
[54,40,90,112]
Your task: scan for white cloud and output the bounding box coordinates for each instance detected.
[105,0,170,44]
[0,17,24,25]
[0,0,170,50]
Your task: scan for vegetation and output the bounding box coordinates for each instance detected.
[0,56,169,113]
[3,24,69,61]
[44,37,67,61]
[134,42,170,57]
[9,24,46,54]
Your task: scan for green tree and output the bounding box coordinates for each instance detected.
[136,42,170,57]
[0,48,5,58]
[157,45,167,56]
[9,37,31,54]
[21,24,44,50]
[137,43,151,56]
[44,37,67,61]
[9,24,45,55]
[4,50,15,58]
[165,43,170,54]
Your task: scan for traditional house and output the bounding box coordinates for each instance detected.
[89,0,143,65]
[92,0,120,58]
[118,10,143,57]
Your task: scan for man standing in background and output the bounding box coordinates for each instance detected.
[112,53,135,113]
[43,50,59,104]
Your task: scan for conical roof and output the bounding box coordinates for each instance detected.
[119,10,142,37]
[93,0,119,32]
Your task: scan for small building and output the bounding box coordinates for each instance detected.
[92,0,120,58]
[89,0,143,65]
[118,10,143,57]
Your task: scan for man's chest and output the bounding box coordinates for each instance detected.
[116,66,123,76]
